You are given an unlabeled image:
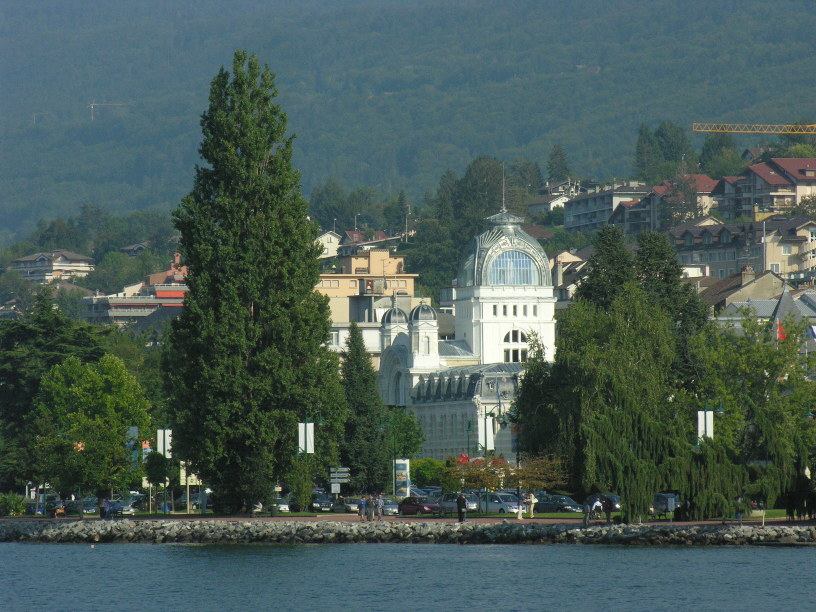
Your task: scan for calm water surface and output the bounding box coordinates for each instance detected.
[0,543,811,611]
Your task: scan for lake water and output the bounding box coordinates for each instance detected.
[0,542,810,611]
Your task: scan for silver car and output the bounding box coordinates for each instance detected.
[485,493,521,514]
[436,493,478,514]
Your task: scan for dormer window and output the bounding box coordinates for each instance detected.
[684,233,693,246]
[702,232,712,245]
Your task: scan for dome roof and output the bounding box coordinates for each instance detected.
[457,210,552,288]
[381,306,408,325]
[409,303,437,322]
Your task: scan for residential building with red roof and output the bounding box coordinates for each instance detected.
[713,158,816,220]
[609,174,717,235]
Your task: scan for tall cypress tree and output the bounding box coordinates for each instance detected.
[547,144,571,183]
[341,322,390,493]
[164,51,347,512]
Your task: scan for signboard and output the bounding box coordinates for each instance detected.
[331,483,341,494]
[179,461,201,486]
[394,459,410,498]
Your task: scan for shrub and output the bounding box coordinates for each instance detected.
[0,492,27,517]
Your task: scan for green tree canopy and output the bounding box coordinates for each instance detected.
[33,355,151,499]
[0,290,107,489]
[164,50,347,513]
[574,226,635,309]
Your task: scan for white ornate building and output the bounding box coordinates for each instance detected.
[378,210,556,459]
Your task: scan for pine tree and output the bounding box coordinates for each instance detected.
[546,145,570,183]
[164,51,347,513]
[341,322,390,492]
[574,226,635,309]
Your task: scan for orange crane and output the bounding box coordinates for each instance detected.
[692,122,816,134]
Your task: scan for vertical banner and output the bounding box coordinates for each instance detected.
[705,410,714,440]
[696,411,705,440]
[484,416,495,451]
[298,423,315,454]
[157,429,172,458]
[394,459,410,498]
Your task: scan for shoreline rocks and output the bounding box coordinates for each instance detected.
[1,519,814,546]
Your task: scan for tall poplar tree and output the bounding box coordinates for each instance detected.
[341,322,390,492]
[164,51,347,513]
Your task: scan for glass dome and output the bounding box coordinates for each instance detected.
[487,250,540,286]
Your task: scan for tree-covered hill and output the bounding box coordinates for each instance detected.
[3,0,816,242]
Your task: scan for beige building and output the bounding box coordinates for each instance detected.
[316,247,421,368]
[671,216,816,281]
[9,250,94,284]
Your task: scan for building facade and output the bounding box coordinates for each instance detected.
[9,250,94,284]
[564,181,648,232]
[378,210,556,459]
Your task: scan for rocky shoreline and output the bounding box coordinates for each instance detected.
[2,519,815,546]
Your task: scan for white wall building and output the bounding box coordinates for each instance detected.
[378,210,556,459]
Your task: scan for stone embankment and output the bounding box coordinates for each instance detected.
[2,519,816,546]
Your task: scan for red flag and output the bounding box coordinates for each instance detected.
[776,319,787,341]
[457,453,469,464]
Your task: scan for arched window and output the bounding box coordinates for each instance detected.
[503,329,529,363]
[503,330,528,343]
[422,336,430,355]
[487,250,540,286]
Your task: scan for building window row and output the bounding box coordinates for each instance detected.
[492,304,538,317]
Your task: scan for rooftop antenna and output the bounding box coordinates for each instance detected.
[501,164,507,213]
[88,100,127,121]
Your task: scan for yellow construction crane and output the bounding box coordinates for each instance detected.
[692,122,816,134]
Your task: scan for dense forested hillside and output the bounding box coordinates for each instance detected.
[2,0,816,242]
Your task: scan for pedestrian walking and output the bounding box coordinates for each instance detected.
[358,496,366,521]
[456,492,467,523]
[582,500,591,527]
[376,494,384,521]
[366,495,375,521]
[526,492,538,519]
[601,496,613,525]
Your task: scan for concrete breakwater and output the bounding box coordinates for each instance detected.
[2,519,816,546]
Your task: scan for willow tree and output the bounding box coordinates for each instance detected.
[692,314,816,509]
[164,51,347,513]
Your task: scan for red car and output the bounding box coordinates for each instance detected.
[398,496,440,515]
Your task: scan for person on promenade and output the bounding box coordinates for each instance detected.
[602,496,613,525]
[456,492,467,523]
[367,495,375,521]
[376,494,384,521]
[582,500,590,527]
[358,496,367,521]
[526,492,537,519]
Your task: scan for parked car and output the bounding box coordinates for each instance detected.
[332,497,357,513]
[398,496,440,515]
[484,493,521,514]
[435,493,479,514]
[311,496,334,512]
[651,492,680,518]
[535,494,582,513]
[382,496,399,516]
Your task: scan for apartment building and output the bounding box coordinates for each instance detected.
[9,250,94,284]
[670,216,816,281]
[317,247,422,367]
[713,158,816,220]
[564,181,648,231]
[610,175,717,235]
